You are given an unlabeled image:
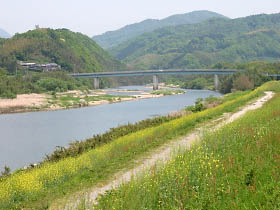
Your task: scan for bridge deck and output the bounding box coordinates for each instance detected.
[70,69,237,78]
[266,74,280,77]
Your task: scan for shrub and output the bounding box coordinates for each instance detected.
[37,78,68,91]
[233,75,254,91]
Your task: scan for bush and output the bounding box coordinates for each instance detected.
[37,78,68,91]
[233,75,254,91]
[185,98,205,113]
[0,90,16,99]
[182,78,208,89]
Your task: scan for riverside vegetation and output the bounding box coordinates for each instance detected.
[150,89,185,96]
[45,92,136,110]
[94,81,280,210]
[0,80,278,209]
[156,61,279,93]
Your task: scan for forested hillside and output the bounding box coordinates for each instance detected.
[0,28,122,74]
[93,10,227,49]
[0,28,10,38]
[110,13,280,70]
[0,28,124,98]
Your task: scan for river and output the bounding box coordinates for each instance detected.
[0,86,221,171]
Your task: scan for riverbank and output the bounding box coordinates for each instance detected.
[0,88,185,114]
[94,89,280,209]
[1,82,276,209]
[88,91,275,208]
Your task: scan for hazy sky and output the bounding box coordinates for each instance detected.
[1,0,279,37]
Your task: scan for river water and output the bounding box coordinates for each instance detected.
[0,86,221,170]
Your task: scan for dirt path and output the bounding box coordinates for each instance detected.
[60,92,274,209]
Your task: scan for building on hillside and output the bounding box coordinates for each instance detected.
[18,61,61,72]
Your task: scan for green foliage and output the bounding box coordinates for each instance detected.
[185,98,205,112]
[218,61,278,93]
[110,13,280,69]
[151,89,185,95]
[48,93,135,109]
[93,11,227,49]
[181,77,208,89]
[0,74,40,98]
[37,78,71,92]
[0,71,98,98]
[0,28,123,74]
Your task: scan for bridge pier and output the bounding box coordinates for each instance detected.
[214,74,219,91]
[94,78,100,89]
[153,75,159,90]
[70,70,237,90]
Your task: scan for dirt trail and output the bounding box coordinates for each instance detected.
[60,91,274,209]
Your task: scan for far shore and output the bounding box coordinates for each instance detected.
[0,87,185,115]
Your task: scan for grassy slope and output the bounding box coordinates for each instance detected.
[0,28,122,74]
[95,81,280,209]
[110,13,280,69]
[0,82,271,209]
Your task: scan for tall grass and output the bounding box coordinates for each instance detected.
[95,82,280,209]
[0,82,275,209]
[45,114,181,162]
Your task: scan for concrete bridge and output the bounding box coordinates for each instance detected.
[265,73,280,79]
[70,69,238,90]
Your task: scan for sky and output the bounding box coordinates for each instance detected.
[0,0,280,37]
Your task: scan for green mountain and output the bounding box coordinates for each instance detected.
[110,13,280,70]
[0,28,10,38]
[93,10,228,49]
[0,28,122,74]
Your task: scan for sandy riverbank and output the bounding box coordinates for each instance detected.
[0,89,169,114]
[0,94,48,114]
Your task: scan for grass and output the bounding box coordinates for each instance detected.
[151,89,185,96]
[48,93,135,108]
[94,81,280,209]
[0,82,276,209]
[83,94,134,103]
[45,114,182,163]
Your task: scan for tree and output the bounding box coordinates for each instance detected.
[182,77,207,89]
[220,76,233,94]
[233,75,254,91]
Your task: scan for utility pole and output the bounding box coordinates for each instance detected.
[15,62,18,76]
